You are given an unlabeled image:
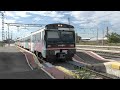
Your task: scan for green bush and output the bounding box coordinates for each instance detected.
[0,42,5,47]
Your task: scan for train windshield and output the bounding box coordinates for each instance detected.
[46,30,75,44]
[47,31,60,42]
[60,31,74,43]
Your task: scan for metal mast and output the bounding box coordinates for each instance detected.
[0,11,5,41]
[4,23,45,40]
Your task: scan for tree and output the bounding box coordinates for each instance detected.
[106,32,120,43]
[76,33,81,43]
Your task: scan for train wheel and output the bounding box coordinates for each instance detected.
[34,51,36,55]
[36,51,38,57]
[38,53,42,58]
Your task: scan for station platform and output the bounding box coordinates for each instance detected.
[0,45,53,79]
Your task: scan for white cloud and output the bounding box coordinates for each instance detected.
[71,11,120,29]
[4,18,16,23]
[70,11,95,20]
[27,11,64,18]
[14,11,31,17]
[5,11,31,18]
[5,11,15,17]
[53,17,68,23]
[32,17,42,23]
[70,11,83,20]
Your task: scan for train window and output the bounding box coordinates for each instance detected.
[40,32,41,40]
[42,31,45,42]
[42,31,44,39]
[61,31,74,42]
[33,35,35,42]
[35,35,36,41]
[47,31,59,38]
[28,36,30,42]
[32,35,34,42]
[36,34,38,42]
[32,35,36,42]
[36,33,40,42]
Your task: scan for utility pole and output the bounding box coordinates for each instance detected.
[6,31,7,40]
[7,24,10,39]
[96,27,98,45]
[102,29,104,45]
[7,24,10,46]
[68,17,70,25]
[106,26,109,36]
[11,31,12,40]
[0,11,5,41]
[17,26,20,32]
[68,17,70,31]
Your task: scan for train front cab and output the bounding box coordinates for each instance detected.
[45,30,76,62]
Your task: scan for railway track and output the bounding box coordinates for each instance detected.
[67,60,119,79]
[96,52,120,59]
[21,46,119,79]
[53,62,103,79]
[76,47,120,60]
[37,55,119,79]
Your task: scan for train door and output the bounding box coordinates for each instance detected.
[41,31,46,58]
[31,34,34,52]
[30,35,32,51]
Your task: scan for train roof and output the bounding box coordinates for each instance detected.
[31,23,74,34]
[45,23,74,29]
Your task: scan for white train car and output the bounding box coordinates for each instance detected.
[16,23,76,62]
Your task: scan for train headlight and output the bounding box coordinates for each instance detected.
[58,24,63,27]
[48,45,51,47]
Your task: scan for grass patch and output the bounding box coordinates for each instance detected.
[74,66,99,79]
[0,42,5,47]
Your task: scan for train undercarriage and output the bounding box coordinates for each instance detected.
[34,49,76,63]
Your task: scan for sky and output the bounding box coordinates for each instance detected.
[0,11,120,41]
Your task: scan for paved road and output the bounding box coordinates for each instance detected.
[0,46,52,79]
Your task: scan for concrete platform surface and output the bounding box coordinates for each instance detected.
[0,46,52,79]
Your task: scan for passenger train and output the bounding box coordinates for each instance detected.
[16,23,76,62]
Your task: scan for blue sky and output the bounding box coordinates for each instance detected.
[0,11,120,41]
